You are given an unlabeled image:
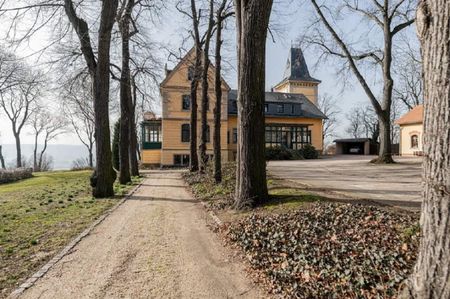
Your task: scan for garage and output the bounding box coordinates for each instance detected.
[334,138,378,155]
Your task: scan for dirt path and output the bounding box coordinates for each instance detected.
[19,170,260,299]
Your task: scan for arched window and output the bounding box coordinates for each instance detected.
[181,124,190,142]
[411,134,419,149]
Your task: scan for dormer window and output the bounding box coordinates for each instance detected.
[277,104,284,113]
[187,66,194,81]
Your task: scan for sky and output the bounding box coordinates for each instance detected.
[0,1,417,146]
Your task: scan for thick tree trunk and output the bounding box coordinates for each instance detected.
[14,133,21,168]
[213,11,223,183]
[401,1,450,298]
[64,0,118,197]
[118,1,133,184]
[189,46,201,172]
[372,112,394,163]
[234,0,273,208]
[91,0,118,197]
[0,145,5,169]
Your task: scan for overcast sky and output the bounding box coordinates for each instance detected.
[0,1,417,145]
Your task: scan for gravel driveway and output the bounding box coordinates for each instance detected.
[268,155,422,208]
[19,170,260,299]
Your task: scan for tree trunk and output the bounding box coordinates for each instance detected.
[213,10,223,183]
[14,133,22,168]
[38,136,48,171]
[33,133,38,171]
[129,78,139,177]
[91,0,118,197]
[234,0,273,208]
[189,45,201,172]
[400,1,450,298]
[0,145,5,169]
[118,1,133,184]
[372,112,394,163]
[88,144,94,168]
[64,0,118,197]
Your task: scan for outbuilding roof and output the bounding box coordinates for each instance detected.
[395,105,423,125]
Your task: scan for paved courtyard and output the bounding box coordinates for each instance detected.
[268,155,423,208]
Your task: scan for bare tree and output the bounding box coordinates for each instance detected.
[305,0,416,163]
[234,0,273,208]
[0,64,40,168]
[116,0,136,184]
[400,1,450,297]
[213,0,233,183]
[393,36,423,110]
[346,105,379,141]
[30,107,68,171]
[61,74,96,168]
[64,0,119,197]
[199,0,215,173]
[318,93,340,148]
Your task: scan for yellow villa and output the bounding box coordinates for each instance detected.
[141,48,327,166]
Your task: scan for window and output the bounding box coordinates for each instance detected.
[265,125,311,149]
[291,104,295,114]
[206,125,210,143]
[233,128,238,144]
[182,95,191,110]
[277,104,284,113]
[227,131,230,144]
[174,154,190,166]
[187,66,194,81]
[231,100,237,111]
[264,104,269,113]
[411,134,419,149]
[181,124,190,142]
[144,123,161,142]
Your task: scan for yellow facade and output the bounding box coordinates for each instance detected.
[141,48,325,166]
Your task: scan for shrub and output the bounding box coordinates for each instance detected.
[265,146,294,160]
[0,168,33,184]
[71,158,93,171]
[297,144,319,159]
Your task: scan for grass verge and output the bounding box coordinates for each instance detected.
[0,171,141,297]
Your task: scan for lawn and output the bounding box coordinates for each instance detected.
[0,171,140,297]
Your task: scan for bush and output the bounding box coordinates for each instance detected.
[71,158,93,171]
[0,168,33,184]
[297,144,319,159]
[266,146,294,160]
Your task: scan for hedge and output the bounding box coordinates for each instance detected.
[0,168,33,184]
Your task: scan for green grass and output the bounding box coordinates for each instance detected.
[263,187,323,210]
[0,171,141,296]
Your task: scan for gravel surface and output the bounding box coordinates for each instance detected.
[19,170,260,299]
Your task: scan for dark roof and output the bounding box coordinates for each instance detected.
[228,90,326,119]
[334,138,375,143]
[276,48,321,85]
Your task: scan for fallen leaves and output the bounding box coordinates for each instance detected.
[226,202,420,298]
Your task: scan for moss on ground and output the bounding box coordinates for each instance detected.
[0,171,141,297]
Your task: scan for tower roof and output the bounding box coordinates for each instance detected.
[277,48,321,85]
